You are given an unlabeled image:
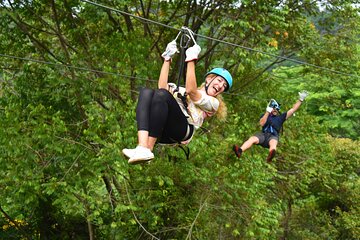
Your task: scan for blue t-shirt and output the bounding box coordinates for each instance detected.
[261,112,287,137]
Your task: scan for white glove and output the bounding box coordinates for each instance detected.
[298,90,309,102]
[266,107,273,113]
[185,44,201,62]
[161,40,178,61]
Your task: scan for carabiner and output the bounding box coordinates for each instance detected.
[181,26,197,45]
[179,32,191,49]
[172,26,197,48]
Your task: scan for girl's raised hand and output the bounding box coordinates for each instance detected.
[161,40,179,61]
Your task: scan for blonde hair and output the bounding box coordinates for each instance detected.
[199,82,227,122]
[215,94,227,122]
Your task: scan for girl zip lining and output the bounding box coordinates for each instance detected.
[122,27,233,164]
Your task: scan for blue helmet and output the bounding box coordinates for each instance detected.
[269,99,281,111]
[205,68,233,92]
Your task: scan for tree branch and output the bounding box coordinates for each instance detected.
[185,195,209,240]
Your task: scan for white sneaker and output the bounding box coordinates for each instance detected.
[128,146,154,164]
[122,147,137,159]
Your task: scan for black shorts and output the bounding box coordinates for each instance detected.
[254,132,279,148]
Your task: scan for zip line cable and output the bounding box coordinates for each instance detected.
[0,53,158,83]
[0,2,356,106]
[2,52,343,112]
[0,53,342,102]
[81,0,358,79]
[0,53,270,101]
[0,53,261,100]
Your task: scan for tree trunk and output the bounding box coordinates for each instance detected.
[280,199,293,240]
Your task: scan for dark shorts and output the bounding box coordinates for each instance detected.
[254,132,279,148]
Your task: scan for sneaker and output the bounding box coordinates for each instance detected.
[128,146,154,164]
[122,147,137,159]
[266,149,276,162]
[232,145,242,158]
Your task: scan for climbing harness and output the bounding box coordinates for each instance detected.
[171,27,200,126]
[263,114,279,135]
[172,27,197,118]
[175,27,195,90]
[178,143,191,160]
[163,27,198,159]
[263,124,277,134]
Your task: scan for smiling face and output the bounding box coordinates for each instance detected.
[271,108,279,115]
[204,74,228,97]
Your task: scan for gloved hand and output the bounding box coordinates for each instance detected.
[298,90,309,102]
[266,106,273,113]
[161,40,178,61]
[266,99,275,113]
[185,44,201,62]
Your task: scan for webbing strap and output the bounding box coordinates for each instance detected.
[172,28,195,118]
[175,27,197,90]
[263,125,274,133]
[176,31,191,90]
[178,145,190,160]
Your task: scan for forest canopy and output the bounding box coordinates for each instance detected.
[0,0,359,239]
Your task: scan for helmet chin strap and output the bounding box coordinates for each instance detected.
[205,76,217,94]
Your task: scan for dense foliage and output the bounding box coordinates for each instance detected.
[0,0,359,239]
